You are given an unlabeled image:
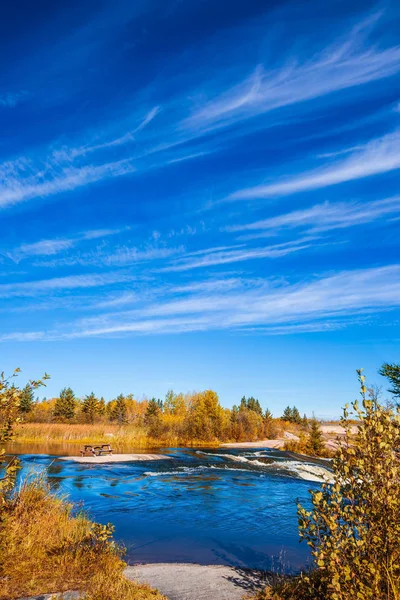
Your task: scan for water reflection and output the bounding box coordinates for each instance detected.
[47,462,65,490]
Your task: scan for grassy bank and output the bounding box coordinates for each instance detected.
[0,478,165,600]
[14,421,220,447]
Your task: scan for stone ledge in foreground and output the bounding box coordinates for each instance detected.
[126,563,267,600]
[59,453,171,463]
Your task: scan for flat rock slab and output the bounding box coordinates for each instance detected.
[126,563,267,600]
[18,592,81,600]
[59,453,171,463]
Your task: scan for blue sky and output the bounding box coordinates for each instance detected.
[1,0,400,416]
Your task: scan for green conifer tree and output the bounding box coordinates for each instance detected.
[246,397,263,415]
[82,392,99,424]
[264,408,273,421]
[19,384,35,414]
[379,362,400,403]
[308,416,324,455]
[97,397,106,417]
[145,398,162,422]
[239,396,247,411]
[282,406,293,421]
[291,406,302,424]
[111,394,128,424]
[54,387,76,421]
[145,398,163,437]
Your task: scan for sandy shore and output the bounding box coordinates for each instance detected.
[320,424,358,435]
[220,439,284,448]
[221,431,301,449]
[126,563,266,600]
[59,453,171,463]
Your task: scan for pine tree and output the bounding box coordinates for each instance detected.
[19,384,35,414]
[379,362,400,403]
[111,394,128,424]
[54,387,76,420]
[264,408,273,421]
[308,417,324,455]
[145,398,163,437]
[282,406,293,421]
[145,398,162,422]
[82,392,99,424]
[97,397,106,417]
[239,396,247,411]
[291,406,302,424]
[247,397,263,415]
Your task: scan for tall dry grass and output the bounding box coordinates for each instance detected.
[14,421,221,447]
[0,477,166,600]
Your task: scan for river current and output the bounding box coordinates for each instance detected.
[13,447,332,571]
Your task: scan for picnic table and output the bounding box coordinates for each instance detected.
[80,444,113,457]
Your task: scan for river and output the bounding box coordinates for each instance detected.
[8,445,332,572]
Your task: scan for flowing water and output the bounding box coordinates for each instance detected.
[9,446,333,572]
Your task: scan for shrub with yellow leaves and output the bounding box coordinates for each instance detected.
[297,369,400,600]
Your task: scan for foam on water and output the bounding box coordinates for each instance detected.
[144,465,251,477]
[196,451,249,463]
[271,461,333,483]
[153,452,333,483]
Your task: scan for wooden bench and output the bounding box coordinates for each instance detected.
[80,444,113,457]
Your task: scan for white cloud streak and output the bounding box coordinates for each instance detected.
[163,239,316,271]
[3,265,400,340]
[5,228,126,262]
[229,131,400,200]
[1,12,399,213]
[185,13,400,133]
[33,245,183,268]
[46,265,400,338]
[0,159,135,208]
[227,196,400,237]
[0,272,132,297]
[69,107,161,158]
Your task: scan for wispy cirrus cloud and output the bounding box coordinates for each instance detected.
[0,271,133,298]
[33,244,183,269]
[5,227,126,262]
[10,264,398,340]
[227,196,400,238]
[0,158,135,208]
[60,107,161,160]
[2,11,399,214]
[162,239,316,271]
[184,12,400,133]
[0,331,46,342]
[92,292,138,310]
[229,130,400,201]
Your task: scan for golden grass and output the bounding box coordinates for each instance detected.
[14,422,220,447]
[0,478,166,600]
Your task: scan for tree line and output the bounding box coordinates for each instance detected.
[17,362,400,444]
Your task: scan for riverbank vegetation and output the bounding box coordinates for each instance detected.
[15,389,293,446]
[255,369,400,600]
[13,379,375,454]
[0,370,165,600]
